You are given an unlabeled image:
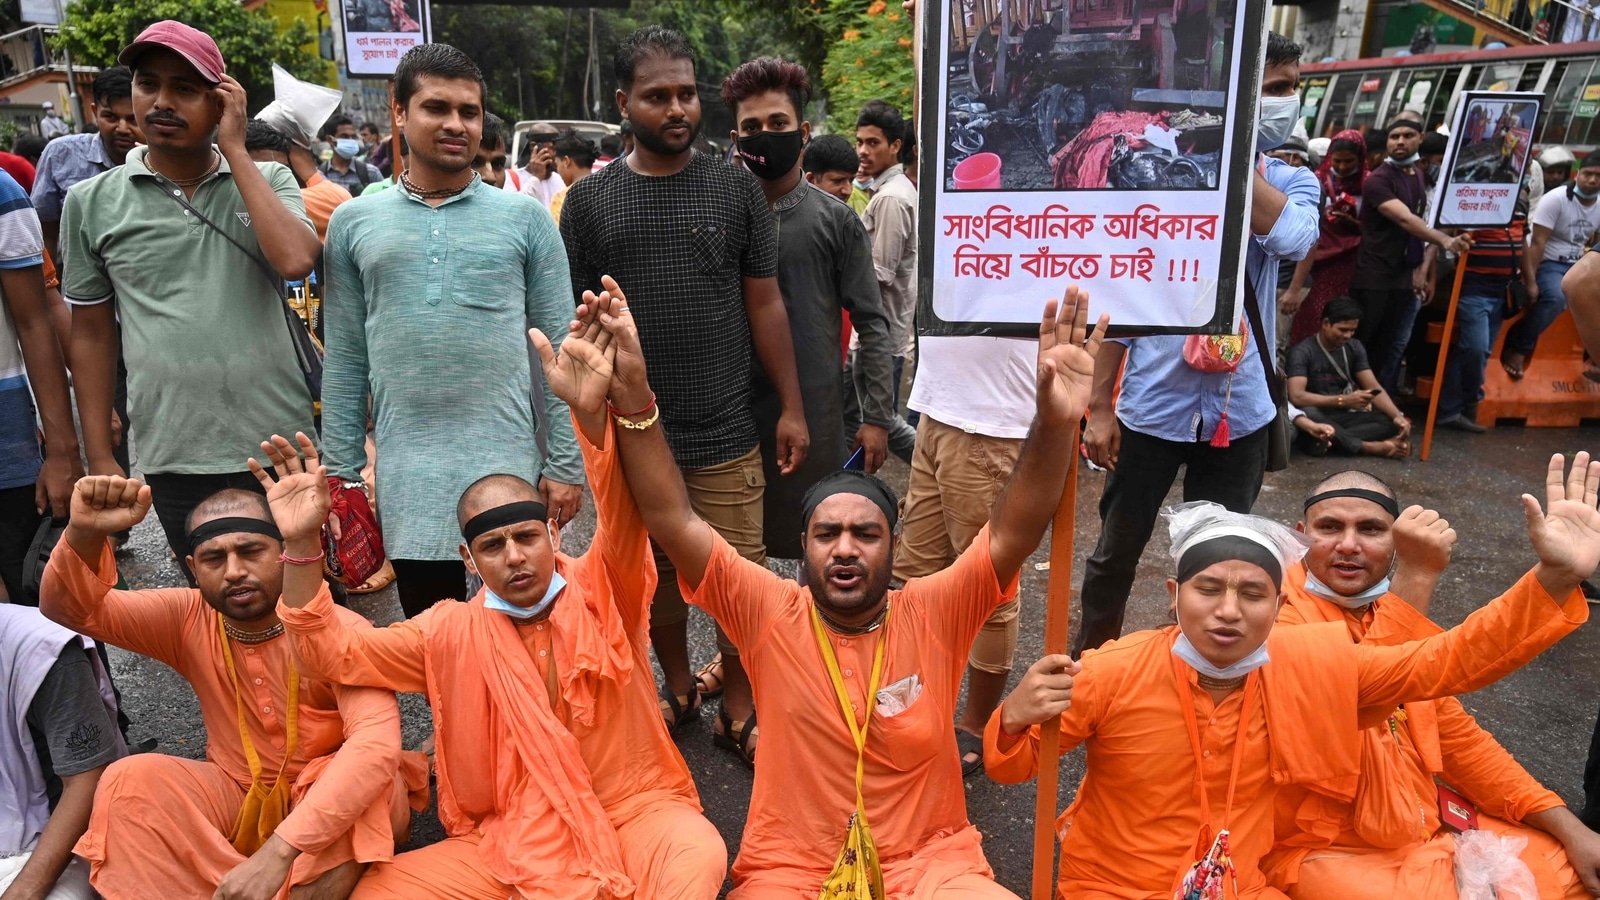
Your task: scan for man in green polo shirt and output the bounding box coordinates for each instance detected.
[62,20,322,576]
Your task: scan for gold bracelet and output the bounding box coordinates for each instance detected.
[615,405,660,431]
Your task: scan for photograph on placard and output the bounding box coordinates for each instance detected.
[1447,96,1537,186]
[943,0,1235,192]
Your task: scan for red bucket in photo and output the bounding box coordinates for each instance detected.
[952,152,1002,189]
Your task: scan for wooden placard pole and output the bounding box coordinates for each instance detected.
[1031,429,1080,900]
[1420,252,1471,461]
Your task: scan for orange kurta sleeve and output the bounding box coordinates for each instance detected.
[983,655,1102,784]
[278,583,429,694]
[570,413,655,638]
[1354,569,1586,713]
[910,525,1020,663]
[681,530,790,655]
[40,535,191,668]
[1434,696,1565,822]
[275,601,405,855]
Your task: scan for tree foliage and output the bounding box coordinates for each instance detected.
[53,0,327,111]
[820,0,915,134]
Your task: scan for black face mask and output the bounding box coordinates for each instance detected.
[737,129,804,181]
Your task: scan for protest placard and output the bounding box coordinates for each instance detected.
[1428,91,1541,230]
[341,0,431,78]
[917,0,1271,337]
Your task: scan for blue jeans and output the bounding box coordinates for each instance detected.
[1506,259,1574,357]
[1439,272,1509,420]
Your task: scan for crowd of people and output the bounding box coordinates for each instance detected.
[1,12,1599,900]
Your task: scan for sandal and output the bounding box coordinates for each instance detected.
[1503,353,1526,380]
[348,560,396,595]
[714,704,758,768]
[694,653,726,699]
[957,729,985,778]
[659,683,703,733]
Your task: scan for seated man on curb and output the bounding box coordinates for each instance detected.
[0,604,124,900]
[273,308,725,899]
[40,478,427,900]
[987,451,1598,900]
[1286,296,1411,459]
[581,276,1105,897]
[1264,470,1600,898]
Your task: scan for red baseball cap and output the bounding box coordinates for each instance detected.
[118,20,226,84]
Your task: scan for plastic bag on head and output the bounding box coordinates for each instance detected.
[1162,501,1310,573]
[255,64,343,149]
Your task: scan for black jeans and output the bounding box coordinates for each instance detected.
[1351,286,1419,395]
[0,483,41,603]
[391,558,467,619]
[1303,407,1400,455]
[1073,423,1269,657]
[142,472,266,585]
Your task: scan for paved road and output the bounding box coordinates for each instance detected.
[103,423,1600,896]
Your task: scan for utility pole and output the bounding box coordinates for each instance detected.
[53,0,84,128]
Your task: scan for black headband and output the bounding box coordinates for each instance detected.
[462,500,549,545]
[800,471,899,531]
[187,517,282,555]
[1303,488,1400,519]
[1177,535,1283,588]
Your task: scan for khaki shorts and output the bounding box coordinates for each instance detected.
[651,446,766,656]
[893,416,1022,675]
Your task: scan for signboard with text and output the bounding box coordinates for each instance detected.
[341,0,431,78]
[1429,91,1541,229]
[917,0,1269,337]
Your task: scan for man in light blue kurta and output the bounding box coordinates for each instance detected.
[321,175,582,616]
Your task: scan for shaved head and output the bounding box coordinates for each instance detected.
[1309,469,1396,502]
[457,474,541,529]
[185,488,273,534]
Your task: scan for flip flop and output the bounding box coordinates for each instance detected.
[695,653,725,699]
[958,729,985,778]
[659,683,703,734]
[348,560,396,595]
[1502,355,1526,380]
[714,704,757,768]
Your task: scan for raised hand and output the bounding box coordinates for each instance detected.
[1392,505,1456,577]
[248,433,329,546]
[1524,451,1600,598]
[595,276,653,412]
[1036,285,1110,428]
[68,475,152,537]
[530,306,615,416]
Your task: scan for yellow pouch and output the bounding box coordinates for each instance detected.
[811,605,890,900]
[218,614,299,856]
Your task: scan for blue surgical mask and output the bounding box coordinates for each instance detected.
[1256,95,1301,152]
[480,567,567,620]
[333,138,361,160]
[1303,570,1391,610]
[1390,152,1421,167]
[1172,631,1271,680]
[1577,185,1599,201]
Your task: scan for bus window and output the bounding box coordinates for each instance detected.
[1302,76,1332,135]
[1545,58,1596,146]
[1384,69,1441,124]
[1320,74,1359,136]
[1475,62,1525,91]
[1346,72,1392,133]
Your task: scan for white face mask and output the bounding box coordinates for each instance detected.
[1256,95,1302,152]
[1172,629,1272,680]
[1303,569,1391,610]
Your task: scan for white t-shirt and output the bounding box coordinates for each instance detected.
[519,170,565,208]
[906,335,1037,439]
[1530,186,1600,263]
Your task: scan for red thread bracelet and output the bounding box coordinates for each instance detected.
[280,549,325,566]
[608,392,656,418]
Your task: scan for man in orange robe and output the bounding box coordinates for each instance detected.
[1264,470,1600,898]
[270,325,725,900]
[987,460,1600,900]
[568,279,1107,897]
[40,477,427,900]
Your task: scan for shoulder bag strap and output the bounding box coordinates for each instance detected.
[152,180,288,299]
[1240,279,1283,406]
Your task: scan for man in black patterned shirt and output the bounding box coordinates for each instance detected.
[560,25,807,766]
